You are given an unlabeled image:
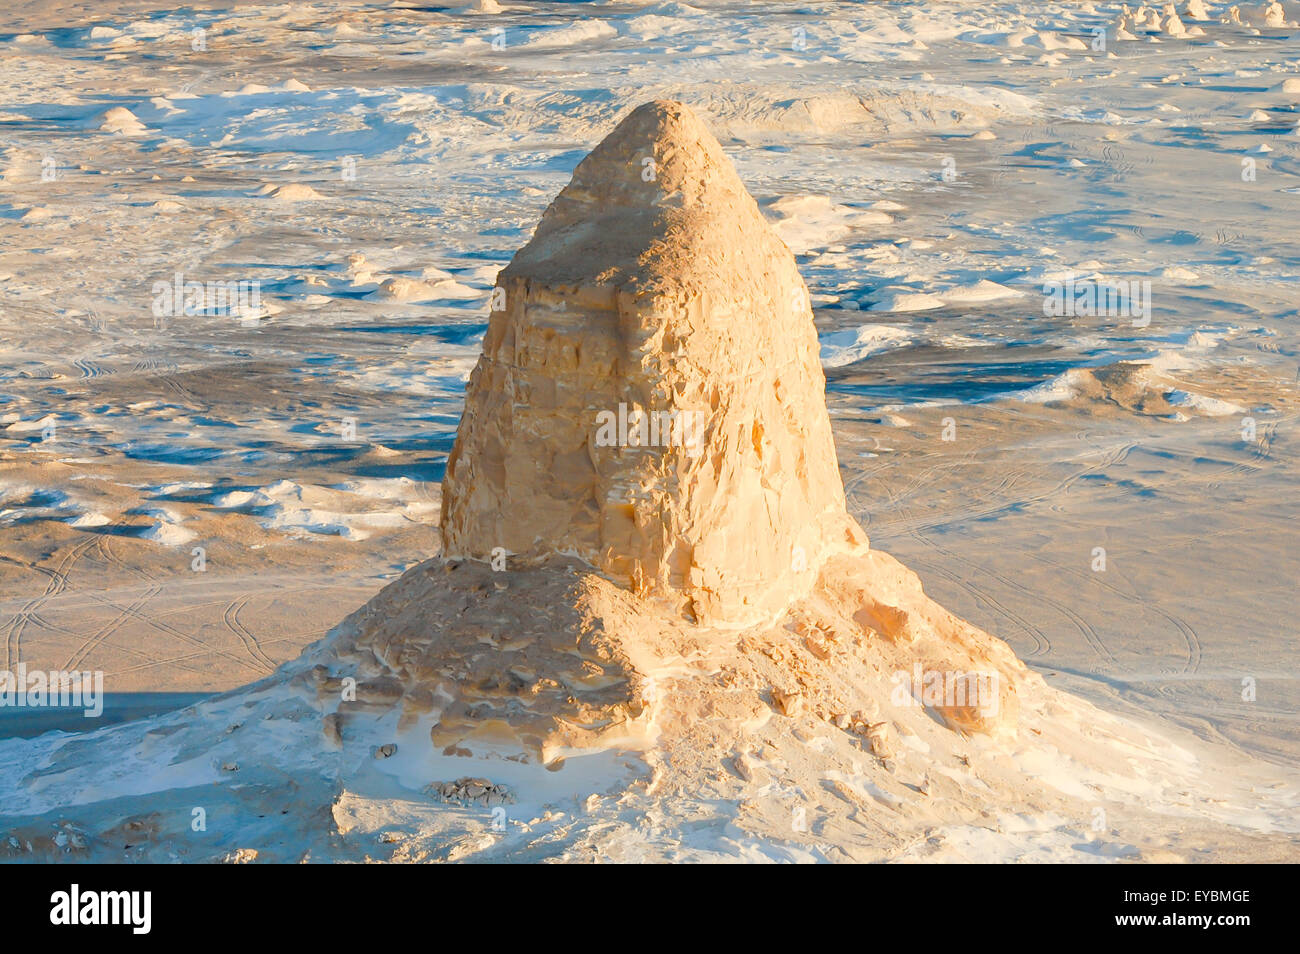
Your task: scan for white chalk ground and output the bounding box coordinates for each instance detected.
[0,0,1298,861]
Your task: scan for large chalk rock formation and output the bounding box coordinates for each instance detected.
[0,102,1047,865]
[5,101,1286,867]
[440,101,863,626]
[403,100,1025,765]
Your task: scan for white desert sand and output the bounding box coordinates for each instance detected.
[259,183,325,202]
[1,101,1296,863]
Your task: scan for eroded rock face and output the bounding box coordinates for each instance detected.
[440,100,864,626]
[315,546,1025,771]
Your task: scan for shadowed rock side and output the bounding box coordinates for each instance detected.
[439,100,863,627]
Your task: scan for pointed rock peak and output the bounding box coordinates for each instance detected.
[441,100,866,626]
[539,100,741,219]
[506,100,773,291]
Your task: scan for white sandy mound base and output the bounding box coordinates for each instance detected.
[1,554,1293,863]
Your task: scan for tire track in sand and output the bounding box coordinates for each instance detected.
[850,447,1053,659]
[63,583,163,672]
[222,595,277,672]
[914,529,1119,668]
[0,537,98,670]
[897,438,1136,669]
[1037,555,1203,675]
